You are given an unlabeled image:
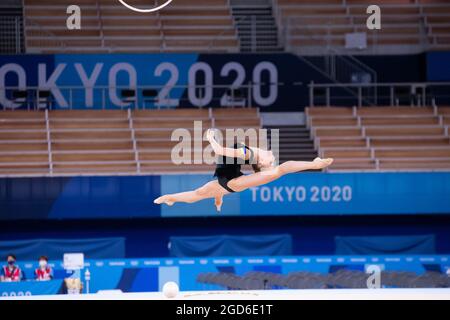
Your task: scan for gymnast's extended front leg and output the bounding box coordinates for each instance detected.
[227,157,334,192]
[277,157,334,175]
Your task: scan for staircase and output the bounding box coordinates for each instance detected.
[230,0,281,52]
[266,125,318,163]
[0,4,24,54]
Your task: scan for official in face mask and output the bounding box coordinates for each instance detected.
[35,256,53,281]
[1,254,23,282]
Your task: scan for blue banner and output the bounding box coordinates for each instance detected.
[161,172,450,217]
[335,235,436,255]
[169,234,292,257]
[0,238,126,260]
[0,280,63,297]
[0,172,449,219]
[2,53,442,110]
[0,53,308,111]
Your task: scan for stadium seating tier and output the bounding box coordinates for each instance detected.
[0,108,261,176]
[23,0,239,53]
[306,106,450,171]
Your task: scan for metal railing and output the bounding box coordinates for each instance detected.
[44,109,53,174]
[127,108,140,173]
[309,82,450,107]
[0,82,288,110]
[95,0,106,48]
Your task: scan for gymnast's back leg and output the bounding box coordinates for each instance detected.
[154,180,227,206]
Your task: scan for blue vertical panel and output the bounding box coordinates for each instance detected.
[130,268,159,292]
[427,51,450,81]
[158,266,179,291]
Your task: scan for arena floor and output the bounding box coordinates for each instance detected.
[2,289,450,300]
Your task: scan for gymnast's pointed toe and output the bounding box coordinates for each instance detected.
[154,196,165,205]
[313,157,334,169]
[154,196,174,206]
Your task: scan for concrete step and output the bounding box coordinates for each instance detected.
[280,150,317,155]
[264,123,317,162]
[279,153,318,158]
[275,135,312,140]
[274,134,312,139]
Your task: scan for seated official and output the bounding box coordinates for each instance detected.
[0,254,23,282]
[35,256,53,281]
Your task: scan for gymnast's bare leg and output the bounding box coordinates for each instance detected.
[154,157,333,208]
[154,180,228,210]
[227,157,333,193]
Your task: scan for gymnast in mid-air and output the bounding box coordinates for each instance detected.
[154,129,334,211]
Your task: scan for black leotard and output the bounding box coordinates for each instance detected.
[214,142,254,193]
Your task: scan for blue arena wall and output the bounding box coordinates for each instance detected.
[2,215,450,257]
[1,172,450,220]
[0,255,449,296]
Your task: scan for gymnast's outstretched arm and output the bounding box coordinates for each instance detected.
[206,129,249,161]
